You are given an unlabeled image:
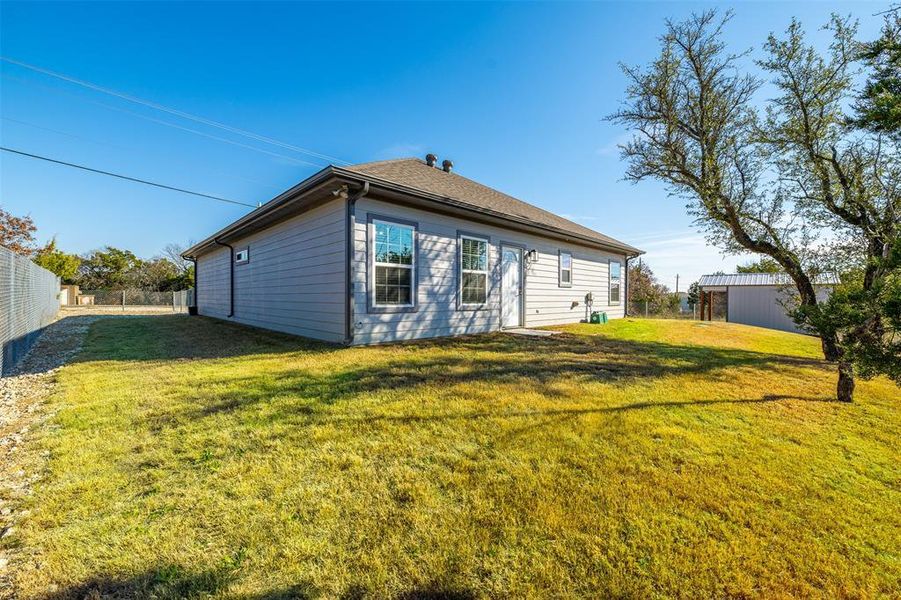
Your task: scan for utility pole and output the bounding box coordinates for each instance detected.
[675,274,679,294]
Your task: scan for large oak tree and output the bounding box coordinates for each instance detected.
[611,10,899,402]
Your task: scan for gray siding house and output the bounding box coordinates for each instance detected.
[183,156,642,345]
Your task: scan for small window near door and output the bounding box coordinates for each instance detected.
[235,248,249,264]
[460,234,489,307]
[609,260,621,304]
[559,251,572,287]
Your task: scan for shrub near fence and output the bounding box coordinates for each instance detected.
[0,246,60,375]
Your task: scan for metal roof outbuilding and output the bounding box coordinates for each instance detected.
[698,273,839,287]
[696,272,838,334]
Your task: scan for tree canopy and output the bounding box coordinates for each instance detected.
[611,10,899,401]
[0,208,37,256]
[737,258,783,274]
[76,246,193,291]
[853,11,901,133]
[33,238,81,282]
[628,261,681,315]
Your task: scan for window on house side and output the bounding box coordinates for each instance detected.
[235,248,249,264]
[373,220,415,306]
[560,252,573,287]
[460,235,488,306]
[609,260,622,304]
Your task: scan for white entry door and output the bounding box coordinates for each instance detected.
[501,246,523,328]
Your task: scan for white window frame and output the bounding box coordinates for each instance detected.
[371,218,416,309]
[609,259,622,305]
[459,233,490,308]
[559,251,573,288]
[234,247,249,265]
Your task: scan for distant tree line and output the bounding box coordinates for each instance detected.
[0,207,193,291]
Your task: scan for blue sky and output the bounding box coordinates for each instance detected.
[0,1,891,289]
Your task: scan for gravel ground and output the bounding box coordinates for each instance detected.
[0,308,185,597]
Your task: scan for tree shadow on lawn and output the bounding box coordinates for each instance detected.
[72,315,334,364]
[72,315,834,426]
[36,563,473,600]
[73,315,826,366]
[170,328,832,425]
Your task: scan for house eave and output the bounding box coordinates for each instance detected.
[183,166,644,259]
[182,166,353,259]
[331,166,644,256]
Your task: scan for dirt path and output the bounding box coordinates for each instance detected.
[0,308,185,597]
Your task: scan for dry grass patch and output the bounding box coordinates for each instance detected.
[6,316,899,598]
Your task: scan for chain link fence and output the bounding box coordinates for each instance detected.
[1,246,60,375]
[173,289,194,311]
[78,289,192,312]
[627,291,727,320]
[630,302,696,319]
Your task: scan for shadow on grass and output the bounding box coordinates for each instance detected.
[37,562,250,600]
[72,315,330,365]
[291,393,836,427]
[37,564,473,600]
[72,315,833,427]
[179,339,828,422]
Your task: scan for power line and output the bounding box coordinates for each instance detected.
[1,147,257,208]
[2,73,325,171]
[1,115,286,191]
[95,100,329,169]
[2,116,133,151]
[0,56,352,166]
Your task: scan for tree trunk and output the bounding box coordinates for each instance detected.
[837,360,855,403]
[821,331,855,402]
[820,332,841,362]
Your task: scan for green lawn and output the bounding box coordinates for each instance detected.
[9,316,900,598]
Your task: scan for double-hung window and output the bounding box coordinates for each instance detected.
[609,260,622,304]
[559,251,573,287]
[372,219,415,307]
[460,234,489,306]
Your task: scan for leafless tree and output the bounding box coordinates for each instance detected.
[162,242,194,275]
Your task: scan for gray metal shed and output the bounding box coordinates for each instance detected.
[698,273,838,334]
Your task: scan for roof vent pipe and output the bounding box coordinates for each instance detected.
[442,159,453,173]
[425,153,438,167]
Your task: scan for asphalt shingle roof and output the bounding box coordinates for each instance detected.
[344,158,640,254]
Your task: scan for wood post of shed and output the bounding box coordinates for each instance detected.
[698,290,714,321]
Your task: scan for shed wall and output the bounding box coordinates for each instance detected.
[727,285,831,333]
